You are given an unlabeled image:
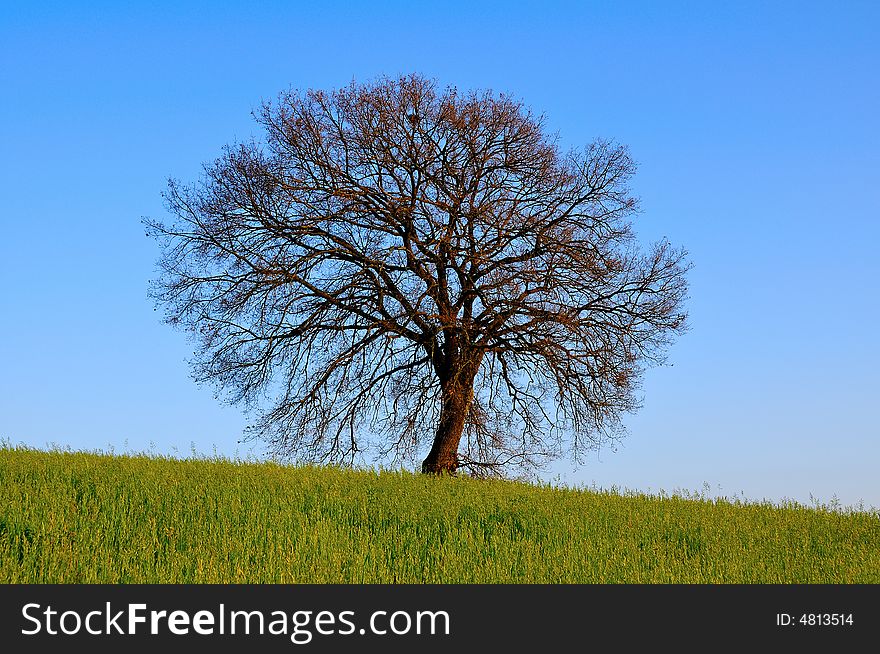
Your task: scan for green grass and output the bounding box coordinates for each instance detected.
[1,446,878,583]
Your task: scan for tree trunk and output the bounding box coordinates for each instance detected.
[421,360,479,475]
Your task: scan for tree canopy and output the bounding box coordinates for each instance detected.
[147,74,689,476]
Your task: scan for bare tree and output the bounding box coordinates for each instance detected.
[147,74,689,476]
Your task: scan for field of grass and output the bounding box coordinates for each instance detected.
[1,446,878,583]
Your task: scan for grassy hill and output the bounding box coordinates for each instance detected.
[1,447,878,583]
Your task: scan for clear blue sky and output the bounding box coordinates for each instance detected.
[2,1,877,507]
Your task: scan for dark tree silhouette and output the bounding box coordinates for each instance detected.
[147,74,689,476]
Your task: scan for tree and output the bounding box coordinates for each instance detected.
[147,74,689,476]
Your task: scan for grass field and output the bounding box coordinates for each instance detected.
[1,446,878,583]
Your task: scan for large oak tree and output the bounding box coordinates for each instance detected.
[148,74,689,476]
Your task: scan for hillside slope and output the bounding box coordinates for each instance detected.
[1,448,878,583]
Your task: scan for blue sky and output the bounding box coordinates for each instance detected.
[2,1,877,507]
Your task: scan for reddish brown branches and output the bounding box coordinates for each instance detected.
[147,74,689,477]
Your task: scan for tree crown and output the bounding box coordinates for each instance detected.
[148,74,689,476]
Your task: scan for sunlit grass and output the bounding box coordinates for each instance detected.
[1,446,877,583]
